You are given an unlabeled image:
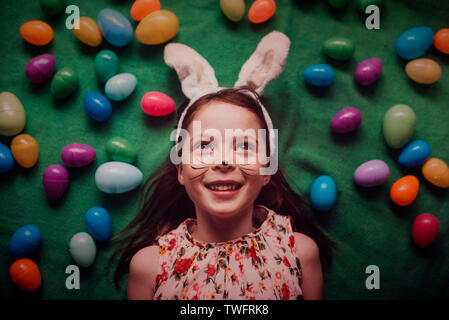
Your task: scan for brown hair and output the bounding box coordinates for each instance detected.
[108,87,336,290]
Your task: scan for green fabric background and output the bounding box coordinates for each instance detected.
[0,0,448,300]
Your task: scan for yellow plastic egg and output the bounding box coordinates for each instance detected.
[422,158,449,188]
[11,134,39,168]
[0,92,26,136]
[405,58,442,84]
[135,10,179,45]
[73,16,103,47]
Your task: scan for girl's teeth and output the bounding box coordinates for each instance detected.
[209,184,239,191]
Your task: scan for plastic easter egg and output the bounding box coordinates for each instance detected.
[73,16,102,47]
[85,207,112,241]
[248,0,276,24]
[330,107,362,133]
[322,37,355,61]
[383,104,416,149]
[396,26,434,60]
[105,137,137,163]
[94,50,119,83]
[355,0,385,12]
[398,140,431,168]
[40,0,66,16]
[42,164,69,199]
[135,10,179,45]
[303,64,335,87]
[390,175,419,206]
[220,0,245,22]
[50,67,79,99]
[412,213,439,247]
[422,158,449,188]
[131,0,161,21]
[141,91,175,117]
[0,143,14,173]
[9,258,42,292]
[8,225,41,259]
[69,232,96,267]
[354,160,390,187]
[25,53,56,84]
[95,161,143,194]
[0,92,26,136]
[20,20,53,46]
[61,143,96,167]
[310,175,337,211]
[433,28,449,55]
[354,58,382,86]
[11,134,39,168]
[98,8,133,47]
[405,58,442,85]
[84,91,112,122]
[328,0,350,8]
[105,73,137,101]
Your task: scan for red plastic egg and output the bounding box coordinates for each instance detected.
[411,213,439,247]
[141,91,175,116]
[248,0,276,24]
[9,258,42,292]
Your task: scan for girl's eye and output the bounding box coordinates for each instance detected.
[236,142,254,151]
[200,141,213,150]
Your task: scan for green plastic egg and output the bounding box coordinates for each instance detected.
[356,0,385,12]
[328,0,350,8]
[94,50,119,83]
[220,0,245,22]
[40,0,66,16]
[383,104,416,149]
[105,137,137,163]
[322,37,355,61]
[50,67,79,100]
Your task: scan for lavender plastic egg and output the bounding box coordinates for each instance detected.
[61,143,96,167]
[354,160,390,187]
[354,58,382,86]
[42,164,69,199]
[330,107,362,133]
[25,53,56,83]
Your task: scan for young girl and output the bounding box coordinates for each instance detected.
[110,31,335,300]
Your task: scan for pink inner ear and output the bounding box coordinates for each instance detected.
[247,50,275,90]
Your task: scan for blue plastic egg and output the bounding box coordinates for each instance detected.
[95,161,143,194]
[310,175,337,211]
[105,73,137,101]
[84,91,112,122]
[303,64,335,86]
[396,26,434,60]
[69,232,96,267]
[97,9,133,47]
[85,207,112,241]
[0,143,14,173]
[8,225,41,259]
[398,140,431,167]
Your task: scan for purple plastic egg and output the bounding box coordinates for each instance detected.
[42,164,69,199]
[354,160,390,187]
[354,58,382,86]
[25,53,56,83]
[61,143,96,167]
[330,107,362,133]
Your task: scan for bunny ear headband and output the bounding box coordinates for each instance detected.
[164,30,291,164]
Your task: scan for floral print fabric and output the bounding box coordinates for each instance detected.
[153,205,303,300]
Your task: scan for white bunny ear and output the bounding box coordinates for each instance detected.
[164,43,219,101]
[234,31,290,95]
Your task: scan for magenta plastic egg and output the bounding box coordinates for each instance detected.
[42,164,69,199]
[354,58,382,86]
[141,91,175,116]
[61,143,96,167]
[330,107,362,133]
[354,160,390,187]
[25,53,56,83]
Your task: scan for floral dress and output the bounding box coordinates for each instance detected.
[153,204,303,300]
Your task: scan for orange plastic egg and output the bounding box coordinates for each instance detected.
[135,10,179,45]
[390,175,419,206]
[73,16,102,47]
[20,20,54,46]
[131,0,161,21]
[422,158,449,188]
[11,134,39,168]
[9,258,42,292]
[248,0,276,24]
[433,28,449,54]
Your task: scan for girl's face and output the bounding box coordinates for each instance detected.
[176,101,271,219]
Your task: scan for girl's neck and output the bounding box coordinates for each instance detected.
[190,204,261,243]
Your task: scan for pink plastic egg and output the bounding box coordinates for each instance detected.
[61,143,96,167]
[141,91,175,117]
[411,213,439,247]
[42,164,69,199]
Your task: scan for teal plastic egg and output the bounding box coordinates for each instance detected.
[310,175,337,211]
[69,232,96,267]
[95,161,143,194]
[94,50,119,83]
